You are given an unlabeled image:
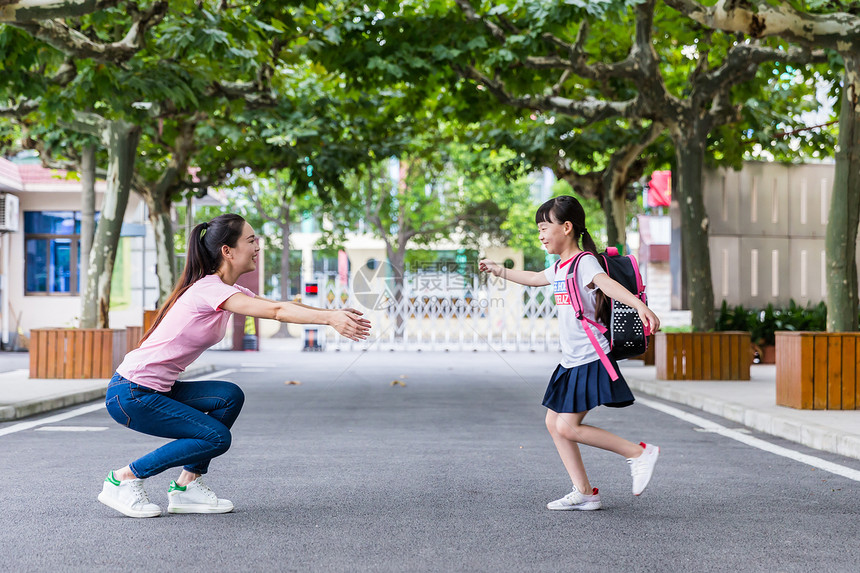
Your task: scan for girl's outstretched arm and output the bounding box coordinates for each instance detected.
[221,293,371,341]
[592,273,661,334]
[479,259,550,287]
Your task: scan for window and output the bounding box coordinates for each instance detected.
[25,211,82,295]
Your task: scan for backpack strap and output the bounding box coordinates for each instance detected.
[564,252,619,381]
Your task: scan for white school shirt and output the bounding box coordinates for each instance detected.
[544,253,611,368]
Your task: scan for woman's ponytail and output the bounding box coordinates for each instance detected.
[186,221,216,279]
[137,214,246,346]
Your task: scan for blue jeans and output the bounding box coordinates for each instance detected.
[105,373,245,479]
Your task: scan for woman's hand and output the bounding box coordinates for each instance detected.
[479,259,503,277]
[328,308,372,341]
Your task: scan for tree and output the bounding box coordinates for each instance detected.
[1,1,166,326]
[220,90,370,336]
[448,0,828,330]
[3,1,293,315]
[477,110,665,248]
[664,0,860,331]
[320,116,532,337]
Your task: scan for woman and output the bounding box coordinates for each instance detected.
[98,214,371,518]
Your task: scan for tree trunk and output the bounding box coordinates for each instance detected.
[79,143,96,307]
[148,204,175,305]
[602,189,620,250]
[0,0,117,22]
[273,215,294,338]
[826,55,860,332]
[611,192,626,250]
[597,126,662,251]
[144,117,195,305]
[386,243,407,340]
[672,127,716,331]
[80,120,140,328]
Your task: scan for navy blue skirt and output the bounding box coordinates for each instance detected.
[542,358,635,413]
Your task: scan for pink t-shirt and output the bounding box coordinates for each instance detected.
[117,274,254,391]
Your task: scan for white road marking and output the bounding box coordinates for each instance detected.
[1,368,238,438]
[0,403,105,437]
[185,368,236,381]
[694,427,751,434]
[35,426,109,432]
[638,397,860,482]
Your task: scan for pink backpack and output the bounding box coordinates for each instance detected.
[564,248,649,381]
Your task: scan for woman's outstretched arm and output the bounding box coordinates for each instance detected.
[221,294,371,341]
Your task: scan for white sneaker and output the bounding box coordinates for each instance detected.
[628,442,660,496]
[167,477,234,514]
[98,471,162,518]
[546,486,602,511]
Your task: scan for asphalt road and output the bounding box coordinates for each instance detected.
[1,351,859,572]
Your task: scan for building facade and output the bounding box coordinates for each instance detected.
[0,157,157,349]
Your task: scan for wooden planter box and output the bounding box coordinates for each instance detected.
[125,326,143,354]
[776,332,859,410]
[29,328,127,379]
[655,331,751,380]
[143,309,158,332]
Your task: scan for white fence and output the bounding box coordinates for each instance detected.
[315,270,561,352]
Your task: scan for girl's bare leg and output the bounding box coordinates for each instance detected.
[546,410,593,494]
[545,409,645,493]
[554,411,643,457]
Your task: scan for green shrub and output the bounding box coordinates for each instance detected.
[715,300,829,346]
[661,325,693,333]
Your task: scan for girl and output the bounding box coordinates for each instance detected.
[98,214,371,518]
[480,196,661,511]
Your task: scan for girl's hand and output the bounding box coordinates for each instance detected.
[479,259,503,277]
[637,304,661,336]
[329,309,372,341]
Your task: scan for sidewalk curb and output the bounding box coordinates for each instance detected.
[178,364,218,380]
[0,364,218,422]
[628,379,860,462]
[0,386,107,421]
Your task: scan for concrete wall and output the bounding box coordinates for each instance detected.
[700,161,857,308]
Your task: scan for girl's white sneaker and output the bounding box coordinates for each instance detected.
[97,471,162,518]
[546,486,602,511]
[628,442,660,495]
[167,477,234,514]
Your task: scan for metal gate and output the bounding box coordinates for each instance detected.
[316,270,560,352]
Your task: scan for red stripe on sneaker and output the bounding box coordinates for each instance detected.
[592,488,598,495]
[639,442,646,448]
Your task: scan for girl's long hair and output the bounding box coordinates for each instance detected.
[536,196,610,326]
[138,214,246,345]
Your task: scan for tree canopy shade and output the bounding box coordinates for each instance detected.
[1,1,316,316]
[0,1,168,326]
[1,0,844,333]
[307,0,828,330]
[665,0,860,332]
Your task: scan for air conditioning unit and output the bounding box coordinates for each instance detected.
[0,193,20,232]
